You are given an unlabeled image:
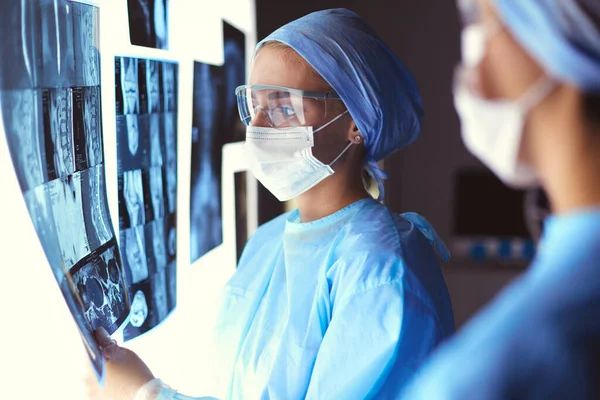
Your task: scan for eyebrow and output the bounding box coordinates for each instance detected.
[267,91,291,100]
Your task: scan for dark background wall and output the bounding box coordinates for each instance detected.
[255,0,523,327]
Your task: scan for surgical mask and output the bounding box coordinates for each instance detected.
[455,24,557,188]
[454,68,557,188]
[244,111,351,201]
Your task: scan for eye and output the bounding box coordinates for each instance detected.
[272,106,296,119]
[280,106,296,117]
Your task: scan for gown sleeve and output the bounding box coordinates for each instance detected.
[304,273,443,400]
[133,379,219,400]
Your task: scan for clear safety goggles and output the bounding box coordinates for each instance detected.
[235,84,343,128]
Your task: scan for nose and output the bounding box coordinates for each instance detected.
[250,108,271,127]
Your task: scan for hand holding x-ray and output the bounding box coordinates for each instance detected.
[86,327,155,400]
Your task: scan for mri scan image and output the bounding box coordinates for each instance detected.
[44,88,75,180]
[121,225,149,285]
[83,86,103,168]
[123,169,145,228]
[24,185,62,278]
[117,114,146,172]
[149,113,163,167]
[152,268,168,322]
[190,63,223,262]
[47,173,91,269]
[164,112,177,214]
[116,57,140,115]
[123,280,153,340]
[38,0,75,87]
[82,165,112,249]
[115,57,178,341]
[149,166,165,221]
[73,86,102,171]
[59,274,106,379]
[146,60,161,114]
[1,90,46,191]
[73,2,100,87]
[145,220,167,273]
[127,0,169,50]
[166,260,176,311]
[1,0,131,381]
[129,290,149,328]
[161,62,176,111]
[70,242,128,332]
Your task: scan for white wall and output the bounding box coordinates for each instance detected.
[0,0,256,397]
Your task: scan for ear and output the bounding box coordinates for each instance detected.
[346,119,363,144]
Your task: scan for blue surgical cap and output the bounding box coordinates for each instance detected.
[493,0,600,92]
[256,8,423,201]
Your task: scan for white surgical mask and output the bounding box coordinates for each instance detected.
[243,111,351,202]
[455,25,557,188]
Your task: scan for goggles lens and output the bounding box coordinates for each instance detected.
[235,85,340,128]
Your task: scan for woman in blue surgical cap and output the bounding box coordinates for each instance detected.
[401,0,600,398]
[90,8,454,400]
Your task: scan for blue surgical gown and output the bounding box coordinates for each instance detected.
[400,209,600,399]
[155,198,454,399]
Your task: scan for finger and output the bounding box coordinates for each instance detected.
[94,327,117,349]
[101,343,119,361]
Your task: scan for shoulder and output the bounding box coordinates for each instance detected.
[326,202,435,299]
[237,211,290,266]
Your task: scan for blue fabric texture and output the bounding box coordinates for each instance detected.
[493,0,600,91]
[400,209,600,399]
[198,199,453,399]
[256,8,424,200]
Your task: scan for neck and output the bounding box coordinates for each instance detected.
[296,169,370,223]
[532,94,600,214]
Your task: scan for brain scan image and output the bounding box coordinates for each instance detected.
[129,290,148,328]
[122,225,149,284]
[70,243,128,332]
[1,90,46,191]
[121,57,139,114]
[123,169,145,227]
[49,88,75,179]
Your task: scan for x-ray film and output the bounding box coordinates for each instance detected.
[1,0,129,381]
[115,57,140,115]
[190,22,246,263]
[69,239,129,333]
[116,57,178,340]
[127,0,169,50]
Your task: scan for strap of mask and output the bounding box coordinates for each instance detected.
[518,77,558,113]
[328,141,354,167]
[313,110,349,133]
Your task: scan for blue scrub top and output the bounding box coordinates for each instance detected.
[401,209,600,399]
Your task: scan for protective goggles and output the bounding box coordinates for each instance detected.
[235,84,343,128]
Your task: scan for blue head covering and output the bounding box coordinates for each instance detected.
[256,8,423,201]
[493,0,600,91]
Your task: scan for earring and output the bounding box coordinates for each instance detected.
[354,135,362,143]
